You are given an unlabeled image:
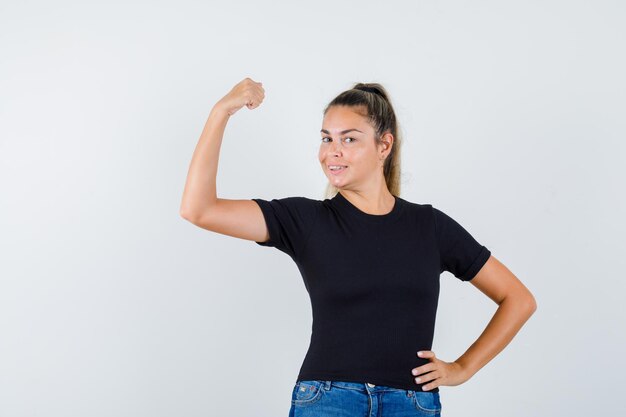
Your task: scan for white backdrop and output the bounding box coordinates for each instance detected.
[1,1,624,416]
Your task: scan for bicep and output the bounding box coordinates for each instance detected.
[183,198,269,243]
[469,255,536,308]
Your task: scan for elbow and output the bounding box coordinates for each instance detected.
[180,199,217,223]
[503,290,537,316]
[527,294,538,315]
[519,292,537,317]
[180,207,197,222]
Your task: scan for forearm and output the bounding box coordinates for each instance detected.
[180,104,230,218]
[455,296,536,379]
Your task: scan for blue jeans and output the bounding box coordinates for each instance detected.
[288,380,442,417]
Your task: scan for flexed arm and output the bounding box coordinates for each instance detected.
[180,78,270,243]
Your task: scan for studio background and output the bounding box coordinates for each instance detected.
[1,1,624,416]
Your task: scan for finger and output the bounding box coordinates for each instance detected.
[421,382,438,391]
[416,371,440,387]
[417,350,436,359]
[419,369,439,383]
[249,93,261,106]
[411,362,437,376]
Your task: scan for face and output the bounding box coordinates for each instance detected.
[319,105,392,190]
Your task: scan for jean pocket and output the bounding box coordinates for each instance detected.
[411,390,442,414]
[292,380,324,405]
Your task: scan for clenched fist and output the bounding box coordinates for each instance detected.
[216,77,265,116]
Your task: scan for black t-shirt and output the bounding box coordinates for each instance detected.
[251,192,491,392]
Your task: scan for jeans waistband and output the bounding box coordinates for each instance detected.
[319,380,409,393]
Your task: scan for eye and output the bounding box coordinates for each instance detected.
[320,137,356,143]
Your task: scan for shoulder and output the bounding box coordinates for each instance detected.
[428,203,477,227]
[252,195,323,219]
[397,197,435,215]
[399,200,463,232]
[285,196,323,206]
[253,195,322,206]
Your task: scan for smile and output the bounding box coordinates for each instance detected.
[328,165,347,174]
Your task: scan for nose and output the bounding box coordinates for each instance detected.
[330,140,343,155]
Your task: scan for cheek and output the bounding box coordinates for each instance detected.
[352,149,372,164]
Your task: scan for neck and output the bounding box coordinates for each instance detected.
[338,188,395,215]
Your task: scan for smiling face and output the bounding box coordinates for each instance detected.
[319,105,391,190]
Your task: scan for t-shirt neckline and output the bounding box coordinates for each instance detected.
[332,191,403,223]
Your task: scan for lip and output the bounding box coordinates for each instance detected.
[328,165,348,175]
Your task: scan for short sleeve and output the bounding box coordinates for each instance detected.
[251,197,321,261]
[432,206,491,281]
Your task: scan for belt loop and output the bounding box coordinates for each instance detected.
[323,380,332,391]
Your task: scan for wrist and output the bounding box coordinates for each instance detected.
[211,101,231,118]
[454,360,475,381]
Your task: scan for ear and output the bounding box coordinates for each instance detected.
[379,132,394,159]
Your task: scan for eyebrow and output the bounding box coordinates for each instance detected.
[320,128,364,135]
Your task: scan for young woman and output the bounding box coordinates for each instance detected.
[180,78,537,417]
